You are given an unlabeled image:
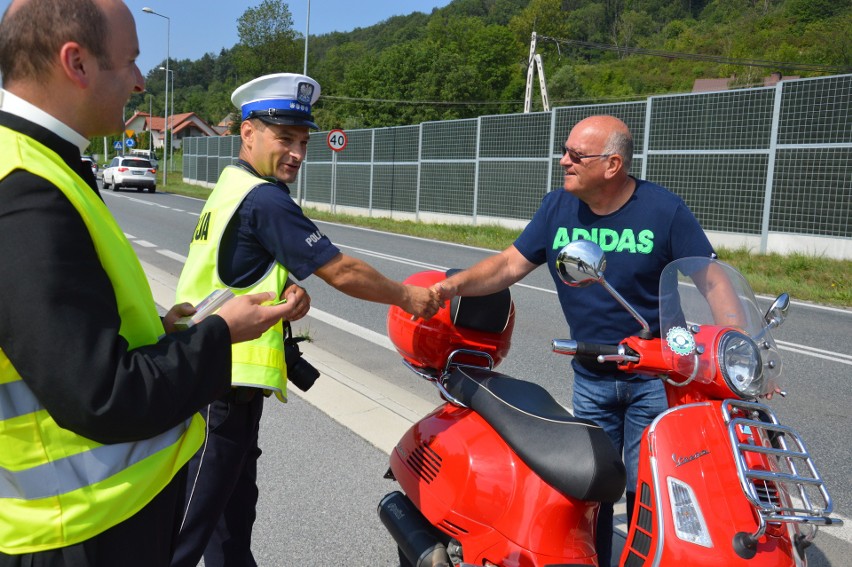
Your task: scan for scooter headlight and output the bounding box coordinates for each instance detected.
[718,331,764,399]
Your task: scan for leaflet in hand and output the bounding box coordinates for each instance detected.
[174,289,235,331]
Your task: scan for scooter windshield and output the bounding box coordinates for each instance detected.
[658,257,782,393]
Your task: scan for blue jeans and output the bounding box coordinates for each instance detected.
[571,369,668,567]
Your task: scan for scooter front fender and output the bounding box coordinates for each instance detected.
[622,402,800,567]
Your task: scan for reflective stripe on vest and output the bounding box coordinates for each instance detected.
[176,165,290,401]
[0,125,205,553]
[0,377,38,420]
[0,405,186,500]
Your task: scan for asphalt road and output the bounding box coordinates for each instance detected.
[103,186,852,566]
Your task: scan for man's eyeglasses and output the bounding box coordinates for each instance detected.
[561,145,612,163]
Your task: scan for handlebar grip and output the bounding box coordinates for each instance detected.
[552,339,620,357]
[576,341,620,357]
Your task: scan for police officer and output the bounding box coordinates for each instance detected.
[171,72,442,567]
[0,1,295,566]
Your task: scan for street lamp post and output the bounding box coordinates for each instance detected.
[142,7,170,186]
[159,66,174,173]
[303,0,310,75]
[299,0,311,203]
[148,93,153,152]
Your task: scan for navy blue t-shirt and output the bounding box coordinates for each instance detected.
[514,178,713,354]
[218,162,340,287]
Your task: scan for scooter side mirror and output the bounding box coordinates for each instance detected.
[555,240,654,339]
[555,240,606,288]
[763,293,790,330]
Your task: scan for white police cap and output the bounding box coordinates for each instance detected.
[231,73,321,129]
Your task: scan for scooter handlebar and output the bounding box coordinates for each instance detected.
[552,339,621,358]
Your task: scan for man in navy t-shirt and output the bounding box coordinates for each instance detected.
[434,115,715,566]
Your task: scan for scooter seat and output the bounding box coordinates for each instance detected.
[445,366,626,503]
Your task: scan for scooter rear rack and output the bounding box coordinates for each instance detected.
[722,399,841,528]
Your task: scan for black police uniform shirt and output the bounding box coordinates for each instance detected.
[217,160,340,288]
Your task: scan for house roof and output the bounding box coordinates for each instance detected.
[692,78,732,93]
[125,111,221,136]
[125,110,152,129]
[693,73,802,93]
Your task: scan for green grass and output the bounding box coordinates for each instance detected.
[719,247,851,308]
[162,179,852,308]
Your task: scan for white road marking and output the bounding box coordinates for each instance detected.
[157,249,187,263]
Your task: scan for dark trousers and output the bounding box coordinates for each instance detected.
[171,391,265,567]
[0,468,188,567]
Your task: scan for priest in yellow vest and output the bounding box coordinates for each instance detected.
[171,72,443,567]
[0,1,295,565]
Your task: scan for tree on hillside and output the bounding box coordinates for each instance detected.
[440,0,529,24]
[235,0,301,78]
[311,41,370,87]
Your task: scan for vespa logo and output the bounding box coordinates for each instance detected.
[672,449,710,467]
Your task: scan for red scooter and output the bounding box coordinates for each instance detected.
[378,240,842,566]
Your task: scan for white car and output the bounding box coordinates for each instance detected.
[102,156,157,192]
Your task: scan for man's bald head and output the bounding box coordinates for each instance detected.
[571,115,634,173]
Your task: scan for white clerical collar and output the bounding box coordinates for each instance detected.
[0,89,90,153]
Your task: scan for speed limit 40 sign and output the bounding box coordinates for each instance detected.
[327,129,347,152]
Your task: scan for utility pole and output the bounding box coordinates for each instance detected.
[523,32,550,113]
[142,7,170,185]
[148,94,153,152]
[121,105,126,156]
[303,0,311,75]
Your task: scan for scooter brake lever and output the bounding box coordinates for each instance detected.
[597,354,640,363]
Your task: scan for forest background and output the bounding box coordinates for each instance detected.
[124,0,851,135]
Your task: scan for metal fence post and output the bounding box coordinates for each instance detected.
[416,124,423,222]
[369,129,375,215]
[472,117,482,225]
[642,98,653,180]
[547,108,557,190]
[296,165,303,205]
[761,83,784,255]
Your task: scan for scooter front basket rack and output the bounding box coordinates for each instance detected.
[722,399,841,527]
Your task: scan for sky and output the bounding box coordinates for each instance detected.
[0,1,455,75]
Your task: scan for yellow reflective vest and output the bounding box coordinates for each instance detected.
[176,165,290,401]
[0,125,205,553]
